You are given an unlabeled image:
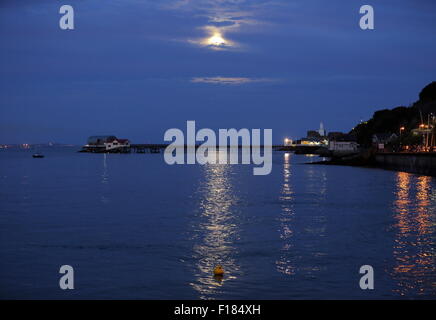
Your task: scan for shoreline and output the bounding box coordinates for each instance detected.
[310,152,436,177]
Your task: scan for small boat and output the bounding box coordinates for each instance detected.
[32,153,44,158]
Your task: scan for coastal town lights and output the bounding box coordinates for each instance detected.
[284,138,293,146]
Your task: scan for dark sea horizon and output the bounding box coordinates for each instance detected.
[0,147,435,299]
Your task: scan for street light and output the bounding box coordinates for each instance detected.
[399,127,405,151]
[284,138,292,146]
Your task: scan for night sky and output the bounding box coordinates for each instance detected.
[1,0,435,144]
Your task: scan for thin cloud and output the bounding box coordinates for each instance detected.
[191,76,279,85]
[159,0,290,50]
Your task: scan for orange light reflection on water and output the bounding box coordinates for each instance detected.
[392,172,435,296]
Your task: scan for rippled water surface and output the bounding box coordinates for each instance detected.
[0,148,435,299]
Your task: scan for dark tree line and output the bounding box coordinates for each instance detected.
[350,82,436,147]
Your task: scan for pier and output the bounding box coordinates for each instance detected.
[130,144,287,153]
[130,144,167,153]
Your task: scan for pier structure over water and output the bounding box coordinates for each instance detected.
[82,142,288,154]
[130,144,166,153]
[131,144,288,153]
[80,135,296,154]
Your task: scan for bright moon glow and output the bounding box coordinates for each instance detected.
[207,33,226,46]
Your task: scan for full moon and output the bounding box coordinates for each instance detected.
[207,33,226,46]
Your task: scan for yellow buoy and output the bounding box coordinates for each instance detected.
[213,265,224,276]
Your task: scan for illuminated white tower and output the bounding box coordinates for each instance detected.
[318,122,326,136]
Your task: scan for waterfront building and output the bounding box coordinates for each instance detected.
[328,134,359,153]
[81,135,130,153]
[87,135,117,146]
[328,140,359,152]
[104,138,130,151]
[300,137,321,146]
[372,133,398,150]
[372,133,398,145]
